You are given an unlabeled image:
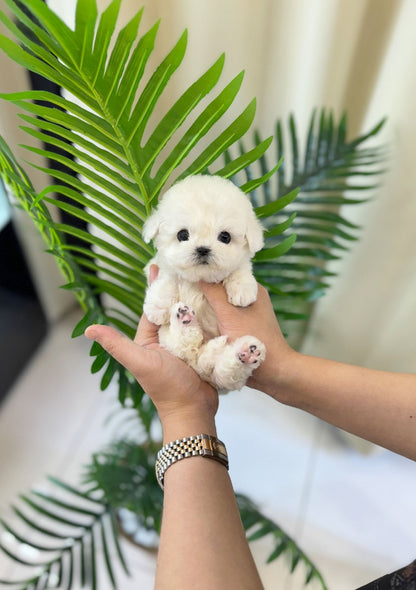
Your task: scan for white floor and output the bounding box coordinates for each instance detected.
[0,308,415,590]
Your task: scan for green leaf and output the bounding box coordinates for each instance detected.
[1,0,77,65]
[254,234,297,261]
[264,212,297,238]
[291,549,301,572]
[266,540,288,563]
[20,116,134,179]
[100,519,116,589]
[109,508,130,575]
[141,53,226,176]
[236,493,327,589]
[11,505,71,539]
[215,137,273,179]
[114,24,161,128]
[89,528,97,590]
[12,0,79,63]
[72,310,98,338]
[178,98,257,183]
[128,29,188,147]
[4,93,123,154]
[65,547,75,590]
[0,541,44,566]
[31,490,102,518]
[100,358,118,391]
[75,0,98,71]
[46,477,105,505]
[100,8,145,104]
[0,518,63,552]
[247,109,386,348]
[255,187,298,218]
[91,0,122,84]
[240,158,281,194]
[89,341,104,357]
[19,494,89,528]
[152,70,246,194]
[0,476,129,590]
[91,353,109,374]
[247,523,273,542]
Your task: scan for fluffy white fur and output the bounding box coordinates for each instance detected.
[142,174,266,391]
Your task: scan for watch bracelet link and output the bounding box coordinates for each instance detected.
[155,433,229,489]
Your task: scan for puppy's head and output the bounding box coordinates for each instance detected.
[143,175,264,282]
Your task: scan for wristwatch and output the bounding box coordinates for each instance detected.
[155,433,229,489]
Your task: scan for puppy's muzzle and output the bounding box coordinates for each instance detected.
[195,246,211,264]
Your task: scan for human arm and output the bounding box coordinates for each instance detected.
[200,282,416,461]
[84,312,264,590]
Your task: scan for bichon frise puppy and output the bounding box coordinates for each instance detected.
[142,174,266,391]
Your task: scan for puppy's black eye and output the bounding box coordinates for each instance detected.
[177,229,190,242]
[218,231,231,244]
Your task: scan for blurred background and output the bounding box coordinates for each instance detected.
[2,0,416,381]
[0,1,415,589]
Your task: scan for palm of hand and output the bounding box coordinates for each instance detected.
[132,315,219,422]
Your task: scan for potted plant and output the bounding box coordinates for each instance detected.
[0,1,385,588]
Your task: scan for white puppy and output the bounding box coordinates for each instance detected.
[142,174,266,391]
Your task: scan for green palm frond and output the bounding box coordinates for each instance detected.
[83,439,163,535]
[0,138,148,414]
[0,477,129,590]
[0,0,294,410]
[245,110,386,344]
[237,494,328,589]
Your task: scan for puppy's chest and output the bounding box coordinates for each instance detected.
[177,281,219,339]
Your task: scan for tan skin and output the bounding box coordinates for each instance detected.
[86,269,415,589]
[200,281,416,461]
[85,268,264,590]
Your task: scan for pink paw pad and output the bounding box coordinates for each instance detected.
[238,343,263,365]
[175,304,196,326]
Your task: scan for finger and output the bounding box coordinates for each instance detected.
[199,281,231,312]
[134,265,161,344]
[134,312,159,345]
[255,283,276,310]
[149,264,159,284]
[85,324,149,375]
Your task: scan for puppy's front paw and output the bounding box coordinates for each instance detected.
[234,337,266,368]
[143,302,170,325]
[225,277,258,307]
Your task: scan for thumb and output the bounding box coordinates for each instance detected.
[199,281,231,314]
[85,324,148,376]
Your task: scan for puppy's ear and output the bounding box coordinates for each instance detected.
[245,212,264,254]
[142,209,162,243]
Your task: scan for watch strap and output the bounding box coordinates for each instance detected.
[155,433,228,489]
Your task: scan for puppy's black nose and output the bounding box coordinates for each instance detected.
[196,246,211,257]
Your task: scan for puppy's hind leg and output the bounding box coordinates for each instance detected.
[197,336,266,392]
[197,335,230,385]
[158,303,204,369]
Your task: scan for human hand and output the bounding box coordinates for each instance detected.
[85,271,219,442]
[199,281,296,402]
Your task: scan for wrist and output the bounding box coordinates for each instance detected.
[268,349,306,408]
[252,346,302,407]
[161,410,217,444]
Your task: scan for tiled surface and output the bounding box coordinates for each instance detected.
[0,309,415,589]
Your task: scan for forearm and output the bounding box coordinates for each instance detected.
[272,351,416,460]
[155,415,264,590]
[84,311,263,587]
